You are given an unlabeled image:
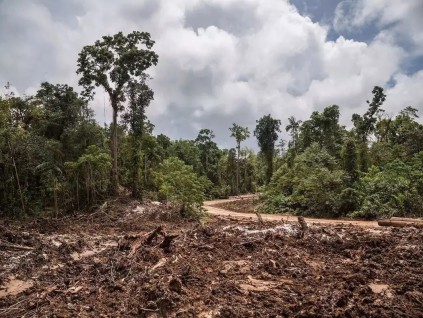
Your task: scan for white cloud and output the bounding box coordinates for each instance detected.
[0,0,421,148]
[334,0,423,54]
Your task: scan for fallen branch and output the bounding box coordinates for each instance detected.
[145,225,164,244]
[297,216,308,239]
[129,225,165,256]
[255,211,264,226]
[159,234,179,251]
[0,240,34,251]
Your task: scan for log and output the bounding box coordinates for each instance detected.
[378,218,423,228]
[391,217,423,223]
[0,240,34,251]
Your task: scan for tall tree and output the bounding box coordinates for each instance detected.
[352,86,386,142]
[195,129,219,182]
[254,115,281,184]
[122,78,154,198]
[285,116,302,151]
[341,138,358,184]
[229,123,250,194]
[76,31,158,194]
[352,86,386,172]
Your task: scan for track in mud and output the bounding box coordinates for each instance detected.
[0,198,422,317]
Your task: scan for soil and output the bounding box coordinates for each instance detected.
[207,196,379,227]
[212,196,260,214]
[1,197,422,317]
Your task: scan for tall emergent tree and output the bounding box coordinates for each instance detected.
[352,86,386,172]
[254,115,281,184]
[352,86,386,142]
[341,138,358,185]
[285,116,302,151]
[229,124,250,194]
[195,129,220,182]
[122,78,154,198]
[76,31,159,193]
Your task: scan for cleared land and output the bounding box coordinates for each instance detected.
[0,198,422,317]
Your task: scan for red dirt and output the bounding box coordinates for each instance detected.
[207,195,379,227]
[0,197,422,317]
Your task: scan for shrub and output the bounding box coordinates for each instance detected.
[153,157,207,217]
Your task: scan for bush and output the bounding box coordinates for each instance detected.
[153,157,208,217]
[262,144,345,217]
[351,160,423,219]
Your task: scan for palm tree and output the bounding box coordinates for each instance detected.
[286,116,302,150]
[229,123,250,194]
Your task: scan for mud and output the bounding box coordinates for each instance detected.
[0,198,422,317]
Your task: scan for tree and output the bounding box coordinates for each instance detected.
[229,124,250,194]
[285,116,301,151]
[35,82,87,140]
[262,143,344,216]
[122,79,154,198]
[169,139,202,175]
[76,31,159,194]
[296,105,344,156]
[341,138,358,184]
[254,115,281,184]
[154,157,208,217]
[352,86,386,142]
[195,129,220,183]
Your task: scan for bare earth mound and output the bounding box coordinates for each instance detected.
[1,199,422,317]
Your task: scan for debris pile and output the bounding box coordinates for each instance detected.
[0,199,422,317]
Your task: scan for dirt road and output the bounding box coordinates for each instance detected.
[204,195,379,227]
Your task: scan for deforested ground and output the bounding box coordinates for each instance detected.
[1,198,422,317]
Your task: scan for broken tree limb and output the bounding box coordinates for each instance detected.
[0,240,34,251]
[255,211,264,226]
[159,234,179,251]
[145,225,164,244]
[378,218,423,228]
[129,225,165,256]
[297,216,308,239]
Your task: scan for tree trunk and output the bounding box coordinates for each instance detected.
[266,150,273,184]
[236,143,240,195]
[7,140,25,212]
[111,100,119,195]
[378,218,423,228]
[132,137,141,199]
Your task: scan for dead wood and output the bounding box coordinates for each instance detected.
[0,240,34,251]
[255,211,264,226]
[159,234,179,251]
[145,225,164,244]
[378,218,423,228]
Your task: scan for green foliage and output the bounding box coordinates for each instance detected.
[121,79,154,197]
[195,129,221,184]
[65,145,112,209]
[77,31,159,193]
[285,116,302,151]
[262,144,344,216]
[297,105,345,157]
[352,86,386,141]
[154,157,208,217]
[351,160,423,219]
[229,123,250,194]
[341,138,358,184]
[254,114,281,183]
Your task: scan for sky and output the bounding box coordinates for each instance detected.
[1,0,422,149]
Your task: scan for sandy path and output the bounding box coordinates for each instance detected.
[204,195,379,227]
